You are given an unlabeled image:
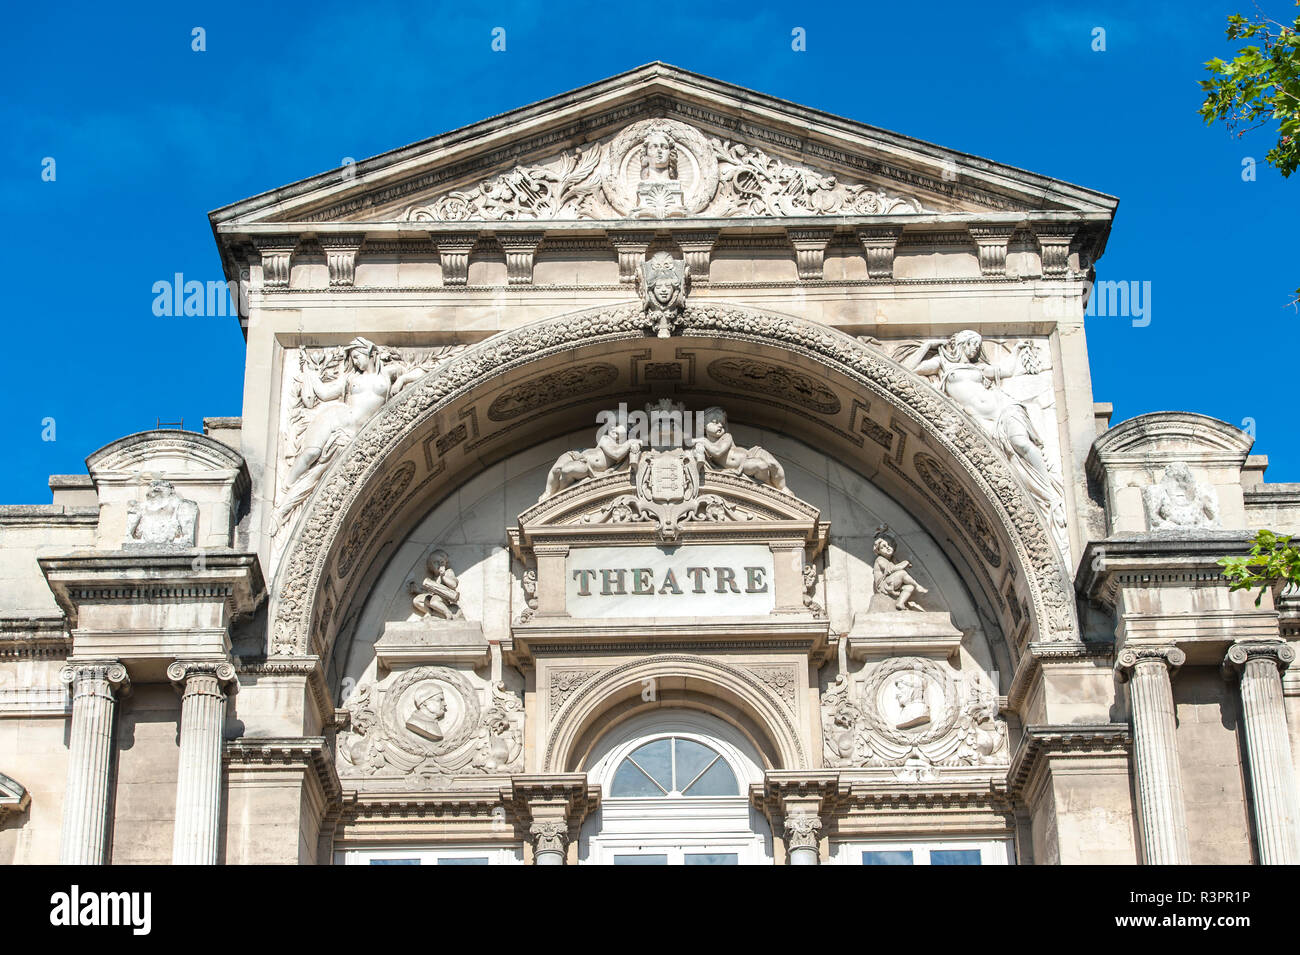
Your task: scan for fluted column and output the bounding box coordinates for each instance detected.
[784,812,824,865]
[169,661,235,865]
[58,661,129,865]
[1116,645,1190,864]
[1224,641,1300,864]
[529,820,568,865]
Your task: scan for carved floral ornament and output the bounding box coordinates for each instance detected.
[403,118,928,222]
[268,303,1077,660]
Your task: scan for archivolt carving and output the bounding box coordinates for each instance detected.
[269,302,1076,663]
[707,358,841,414]
[913,452,1001,567]
[487,362,619,421]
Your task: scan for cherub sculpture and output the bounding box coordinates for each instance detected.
[539,423,643,502]
[871,525,929,612]
[691,406,789,493]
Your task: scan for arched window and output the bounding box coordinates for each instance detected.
[609,736,739,798]
[580,711,772,864]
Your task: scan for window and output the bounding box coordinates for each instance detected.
[338,846,522,865]
[609,737,739,797]
[832,840,1012,866]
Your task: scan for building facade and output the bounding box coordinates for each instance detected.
[2,64,1297,865]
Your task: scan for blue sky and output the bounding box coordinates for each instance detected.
[1,0,1295,502]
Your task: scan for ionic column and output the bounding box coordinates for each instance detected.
[784,813,824,865]
[1224,641,1300,864]
[168,661,235,865]
[58,661,129,865]
[529,820,568,866]
[1116,645,1190,864]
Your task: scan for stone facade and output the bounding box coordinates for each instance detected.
[1,64,1297,865]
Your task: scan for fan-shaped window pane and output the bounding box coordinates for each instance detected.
[608,736,739,797]
[681,757,737,796]
[627,738,673,790]
[610,759,666,797]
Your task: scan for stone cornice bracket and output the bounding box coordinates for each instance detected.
[753,770,840,864]
[318,233,365,288]
[1115,644,1185,682]
[503,773,600,865]
[969,224,1016,277]
[607,230,655,283]
[674,230,717,284]
[856,226,901,282]
[59,660,131,698]
[250,235,298,288]
[431,232,479,287]
[787,228,834,281]
[1031,222,1075,278]
[1223,640,1296,679]
[494,231,543,285]
[1007,723,1132,802]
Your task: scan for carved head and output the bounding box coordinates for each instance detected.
[638,252,689,313]
[700,406,728,440]
[145,479,174,500]
[343,336,379,372]
[640,126,678,180]
[1164,462,1197,494]
[412,683,447,720]
[946,329,983,363]
[873,524,897,558]
[427,549,450,575]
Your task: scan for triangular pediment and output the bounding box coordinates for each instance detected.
[210,63,1116,229]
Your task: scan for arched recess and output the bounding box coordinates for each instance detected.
[543,654,806,773]
[268,302,1079,682]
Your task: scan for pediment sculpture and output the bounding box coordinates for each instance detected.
[125,479,198,547]
[1142,462,1220,530]
[821,657,1008,775]
[404,118,927,222]
[538,402,792,541]
[337,666,524,785]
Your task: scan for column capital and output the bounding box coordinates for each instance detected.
[783,812,823,852]
[167,660,237,694]
[59,660,130,695]
[1223,640,1295,678]
[1115,644,1185,682]
[528,819,570,855]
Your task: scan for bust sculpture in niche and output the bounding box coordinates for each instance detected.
[871,525,928,612]
[893,673,931,730]
[405,683,448,742]
[1142,461,1220,530]
[125,479,198,546]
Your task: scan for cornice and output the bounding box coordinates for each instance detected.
[1007,723,1131,801]
[223,736,342,809]
[1006,640,1115,713]
[234,654,331,722]
[0,616,71,660]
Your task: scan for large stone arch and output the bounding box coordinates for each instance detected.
[268,302,1079,679]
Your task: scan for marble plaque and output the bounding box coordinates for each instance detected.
[566,544,775,618]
